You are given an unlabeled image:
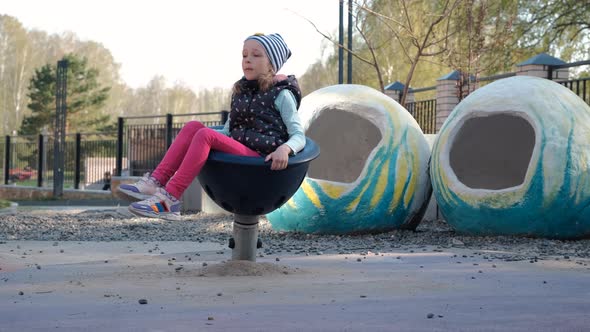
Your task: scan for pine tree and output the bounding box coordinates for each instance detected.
[19,53,111,135]
[19,64,54,135]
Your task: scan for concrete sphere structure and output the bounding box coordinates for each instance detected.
[267,84,432,234]
[431,76,590,239]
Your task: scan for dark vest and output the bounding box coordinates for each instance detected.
[229,76,302,155]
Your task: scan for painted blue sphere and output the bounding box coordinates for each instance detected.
[267,84,432,234]
[431,76,590,239]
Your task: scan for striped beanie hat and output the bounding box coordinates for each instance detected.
[246,33,292,73]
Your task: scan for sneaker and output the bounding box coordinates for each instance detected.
[128,188,181,221]
[118,173,161,201]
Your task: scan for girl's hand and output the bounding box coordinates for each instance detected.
[265,145,292,170]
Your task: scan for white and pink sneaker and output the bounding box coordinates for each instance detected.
[117,173,162,201]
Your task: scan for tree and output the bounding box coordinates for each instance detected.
[302,1,392,92]
[360,0,462,104]
[167,82,197,115]
[303,0,460,104]
[0,15,132,135]
[19,64,54,135]
[19,53,111,135]
[134,75,166,122]
[0,15,37,135]
[298,57,339,96]
[444,0,518,99]
[516,0,590,61]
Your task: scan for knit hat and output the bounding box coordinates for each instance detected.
[245,33,291,73]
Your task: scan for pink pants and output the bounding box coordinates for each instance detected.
[151,121,260,199]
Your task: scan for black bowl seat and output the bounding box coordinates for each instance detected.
[197,137,320,216]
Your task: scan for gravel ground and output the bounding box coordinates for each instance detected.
[1,208,590,263]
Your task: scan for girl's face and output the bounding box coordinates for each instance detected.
[242,39,272,80]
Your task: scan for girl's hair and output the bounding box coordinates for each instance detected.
[232,68,275,94]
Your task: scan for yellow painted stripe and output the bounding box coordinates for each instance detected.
[320,181,348,199]
[286,198,297,209]
[347,196,361,213]
[370,159,390,207]
[347,178,371,213]
[403,139,419,207]
[301,180,323,209]
[390,152,408,211]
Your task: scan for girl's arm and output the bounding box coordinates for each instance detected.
[264,89,305,170]
[275,89,306,155]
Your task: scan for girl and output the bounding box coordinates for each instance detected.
[118,33,305,220]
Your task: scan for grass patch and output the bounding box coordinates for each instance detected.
[0,199,11,209]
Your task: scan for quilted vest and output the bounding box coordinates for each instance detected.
[229,75,302,155]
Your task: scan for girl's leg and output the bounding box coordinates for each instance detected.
[151,121,207,184]
[165,128,260,199]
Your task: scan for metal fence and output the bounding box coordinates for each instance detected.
[1,133,117,189]
[477,72,517,88]
[548,60,590,105]
[403,86,437,134]
[1,111,227,189]
[549,60,590,104]
[405,99,437,134]
[557,78,590,104]
[116,112,228,177]
[0,140,4,183]
[403,59,589,134]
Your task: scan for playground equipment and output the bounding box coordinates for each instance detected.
[431,76,590,239]
[267,84,432,234]
[197,136,319,261]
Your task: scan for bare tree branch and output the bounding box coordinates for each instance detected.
[355,5,385,91]
[291,9,376,67]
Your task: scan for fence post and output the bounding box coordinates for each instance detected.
[116,117,124,177]
[166,113,173,149]
[384,81,415,106]
[384,81,405,103]
[435,70,461,132]
[516,53,567,81]
[221,110,229,124]
[53,59,68,198]
[4,135,10,185]
[37,134,44,187]
[74,133,81,189]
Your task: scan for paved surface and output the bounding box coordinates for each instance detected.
[1,238,590,331]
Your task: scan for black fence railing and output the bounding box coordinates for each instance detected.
[1,111,227,190]
[116,111,228,177]
[557,78,590,105]
[549,60,590,104]
[0,137,5,184]
[404,59,590,133]
[1,132,117,189]
[405,99,437,134]
[477,72,517,89]
[403,85,437,134]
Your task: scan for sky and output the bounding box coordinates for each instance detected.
[2,0,340,91]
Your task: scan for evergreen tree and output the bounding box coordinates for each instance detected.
[19,53,111,135]
[19,64,54,135]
